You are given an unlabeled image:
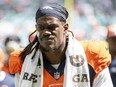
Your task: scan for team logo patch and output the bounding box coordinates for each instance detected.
[69,55,84,67]
[42,6,53,10]
[54,72,60,80]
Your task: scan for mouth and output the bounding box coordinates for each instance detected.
[43,37,54,40]
[41,37,55,44]
[42,35,55,40]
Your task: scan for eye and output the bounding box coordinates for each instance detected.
[36,25,44,31]
[47,24,58,30]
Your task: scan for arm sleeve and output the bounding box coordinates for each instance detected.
[81,40,112,86]
[93,67,113,87]
[81,40,111,75]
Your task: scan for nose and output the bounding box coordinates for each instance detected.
[42,28,52,36]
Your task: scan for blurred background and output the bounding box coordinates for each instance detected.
[1,0,116,50]
[1,0,116,86]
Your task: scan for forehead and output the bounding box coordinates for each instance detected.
[36,16,61,24]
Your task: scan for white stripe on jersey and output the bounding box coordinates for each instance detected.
[93,67,113,87]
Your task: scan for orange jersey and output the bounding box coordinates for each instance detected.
[2,64,9,73]
[9,40,111,87]
[43,69,64,87]
[9,49,23,74]
[80,40,110,77]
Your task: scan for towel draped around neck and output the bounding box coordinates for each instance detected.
[15,35,90,87]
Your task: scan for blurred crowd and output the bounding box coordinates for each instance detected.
[1,0,116,48]
[0,0,116,48]
[0,0,116,87]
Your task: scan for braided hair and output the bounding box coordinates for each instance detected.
[19,31,39,63]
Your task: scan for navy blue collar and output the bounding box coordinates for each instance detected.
[43,56,66,80]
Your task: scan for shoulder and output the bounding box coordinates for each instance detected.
[9,49,23,74]
[80,40,108,52]
[10,48,23,56]
[80,40,111,74]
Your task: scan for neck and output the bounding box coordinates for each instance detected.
[44,51,66,64]
[43,41,67,64]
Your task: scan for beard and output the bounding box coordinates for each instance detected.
[38,35,67,53]
[39,43,62,52]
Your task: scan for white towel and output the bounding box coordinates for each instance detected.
[64,36,90,87]
[15,35,90,87]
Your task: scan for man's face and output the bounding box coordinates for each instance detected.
[36,16,68,52]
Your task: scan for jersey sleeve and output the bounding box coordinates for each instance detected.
[9,49,23,74]
[81,40,111,76]
[93,67,113,87]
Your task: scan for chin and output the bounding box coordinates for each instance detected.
[43,48,56,52]
[40,46,56,52]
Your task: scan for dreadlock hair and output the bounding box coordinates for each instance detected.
[19,30,39,63]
